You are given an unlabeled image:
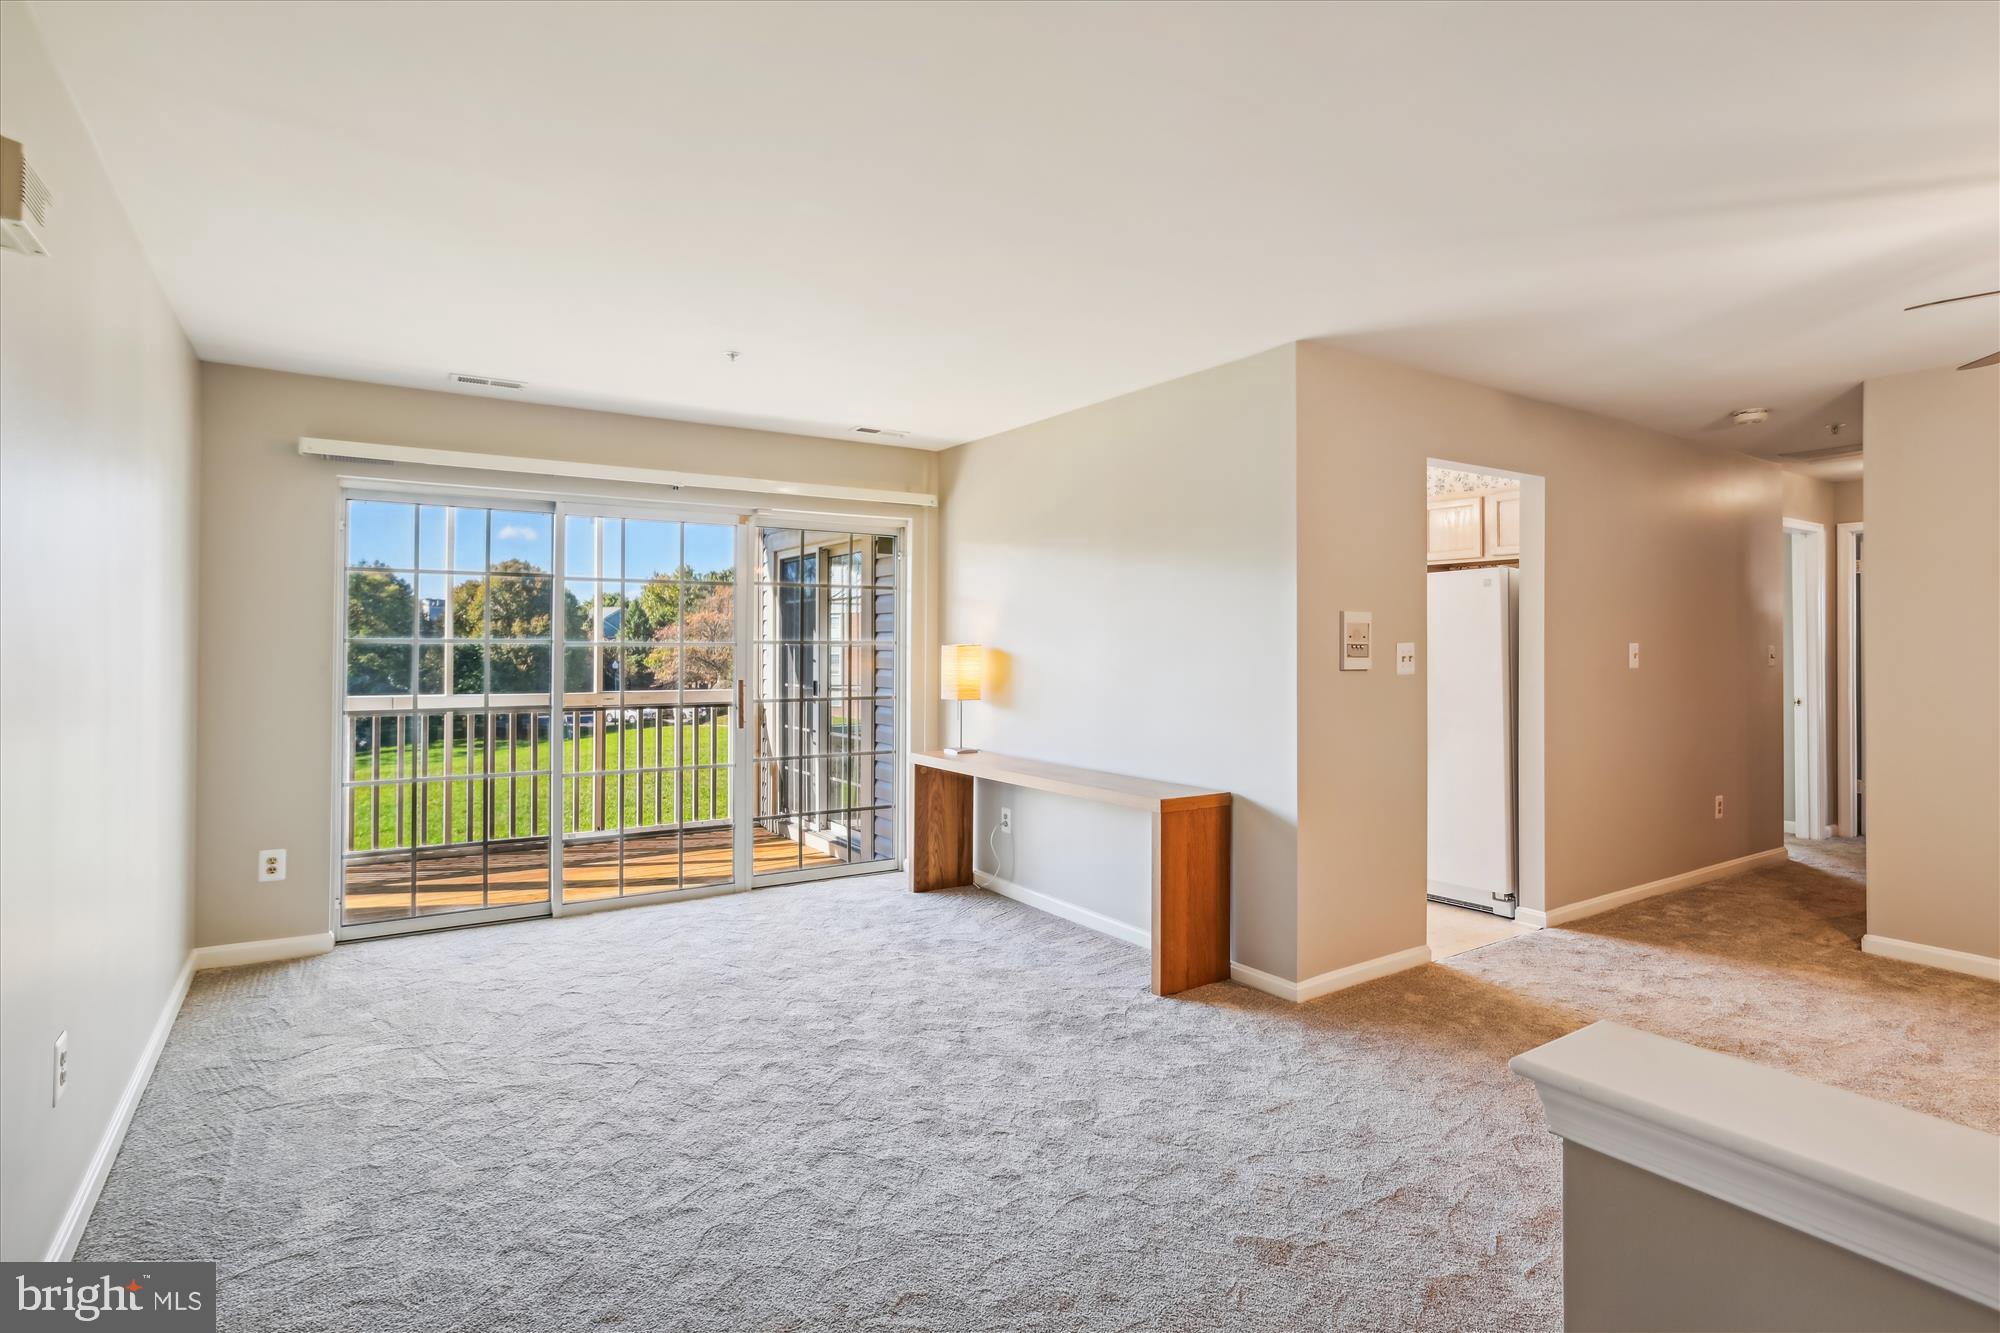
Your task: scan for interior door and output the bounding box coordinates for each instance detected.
[555,506,750,905]
[750,523,903,881]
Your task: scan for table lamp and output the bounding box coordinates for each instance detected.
[940,643,983,756]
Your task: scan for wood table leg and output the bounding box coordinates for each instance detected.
[912,764,973,891]
[1152,799,1231,995]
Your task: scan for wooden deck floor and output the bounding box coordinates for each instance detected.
[343,826,841,924]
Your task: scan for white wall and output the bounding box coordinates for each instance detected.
[1861,365,1998,964]
[937,348,1299,977]
[0,0,200,1259]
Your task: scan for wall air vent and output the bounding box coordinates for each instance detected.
[0,136,52,256]
[449,373,526,391]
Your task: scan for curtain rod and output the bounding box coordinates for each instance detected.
[298,437,938,509]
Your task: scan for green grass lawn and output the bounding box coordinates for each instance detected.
[347,718,730,850]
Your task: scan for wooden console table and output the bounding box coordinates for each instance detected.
[910,749,1231,997]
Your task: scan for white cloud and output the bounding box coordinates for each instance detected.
[495,524,539,542]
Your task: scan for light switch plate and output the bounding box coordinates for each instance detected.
[1340,611,1373,671]
[1628,642,1641,670]
[1395,642,1416,675]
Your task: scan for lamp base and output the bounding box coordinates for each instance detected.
[942,747,980,757]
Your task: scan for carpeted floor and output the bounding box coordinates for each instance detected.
[80,838,1999,1332]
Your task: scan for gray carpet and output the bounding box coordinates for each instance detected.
[79,839,1999,1331]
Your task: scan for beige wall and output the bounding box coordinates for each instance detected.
[936,348,1300,976]
[1833,477,1864,525]
[1561,1143,1995,1333]
[0,0,200,1259]
[1861,365,1998,963]
[195,364,938,948]
[1296,342,1785,977]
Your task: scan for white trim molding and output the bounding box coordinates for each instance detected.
[973,870,1151,949]
[1514,847,1790,929]
[191,931,335,971]
[1230,945,1434,1004]
[300,437,938,509]
[1836,521,1865,838]
[1782,517,1831,844]
[1861,934,2000,982]
[45,955,195,1261]
[1511,1022,2000,1309]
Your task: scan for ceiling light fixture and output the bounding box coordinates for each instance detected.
[1730,408,1770,426]
[725,349,741,363]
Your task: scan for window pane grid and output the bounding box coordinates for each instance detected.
[343,497,558,926]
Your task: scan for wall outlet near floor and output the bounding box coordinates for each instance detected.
[1714,795,1725,819]
[998,807,1012,835]
[53,1030,67,1106]
[1628,642,1642,669]
[258,849,287,882]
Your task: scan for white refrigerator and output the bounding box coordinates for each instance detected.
[1427,566,1517,917]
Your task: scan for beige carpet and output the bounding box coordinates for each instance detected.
[79,837,1998,1331]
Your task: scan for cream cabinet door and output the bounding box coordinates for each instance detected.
[1485,489,1522,558]
[1427,496,1484,563]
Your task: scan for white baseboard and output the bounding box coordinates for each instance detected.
[1782,820,1799,836]
[1514,847,1790,930]
[1230,945,1434,1004]
[45,953,195,1261]
[973,870,1150,949]
[191,931,334,971]
[1861,934,2000,982]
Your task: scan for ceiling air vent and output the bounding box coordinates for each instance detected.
[853,426,910,439]
[449,373,525,391]
[0,136,52,256]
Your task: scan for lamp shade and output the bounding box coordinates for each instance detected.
[940,643,983,701]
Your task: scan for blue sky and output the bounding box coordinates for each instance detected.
[348,502,734,581]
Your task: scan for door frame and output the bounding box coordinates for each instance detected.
[1782,518,1830,839]
[331,485,912,940]
[1836,521,1863,837]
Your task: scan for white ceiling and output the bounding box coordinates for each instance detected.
[28,1,1999,452]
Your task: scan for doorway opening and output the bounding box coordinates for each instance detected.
[1423,461,1545,960]
[1782,518,1830,839]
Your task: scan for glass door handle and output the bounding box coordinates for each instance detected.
[736,678,745,726]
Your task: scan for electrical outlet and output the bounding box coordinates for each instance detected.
[998,807,1012,835]
[1714,795,1725,819]
[258,849,286,882]
[1628,642,1642,670]
[53,1031,67,1106]
[1767,645,1778,667]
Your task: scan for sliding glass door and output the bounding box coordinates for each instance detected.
[556,508,744,903]
[339,497,559,931]
[337,494,904,937]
